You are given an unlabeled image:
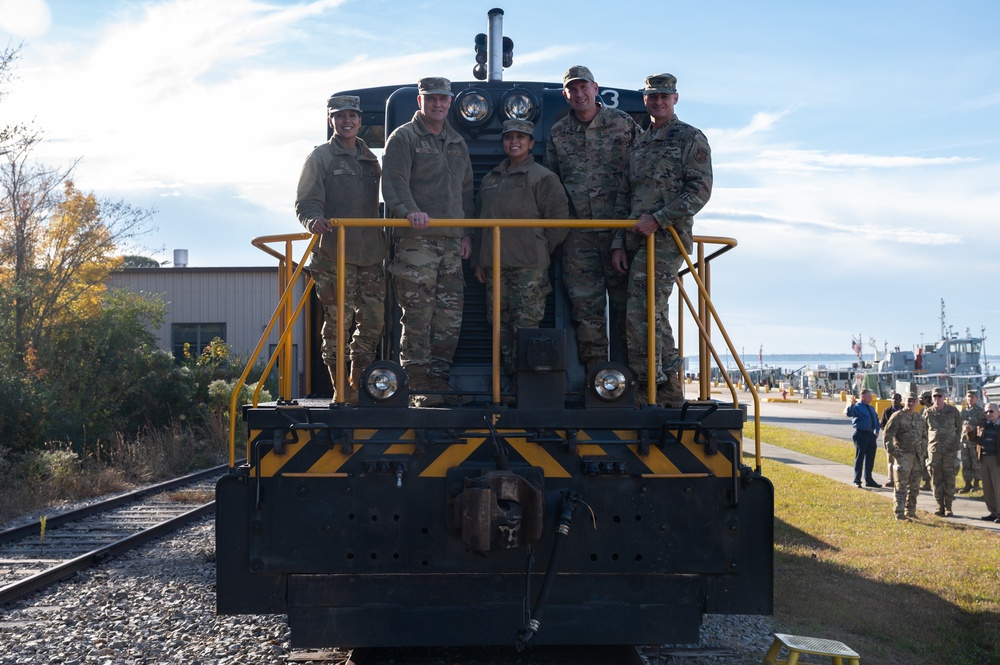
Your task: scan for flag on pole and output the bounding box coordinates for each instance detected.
[758,345,763,364]
[851,338,862,358]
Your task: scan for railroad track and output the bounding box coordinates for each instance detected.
[0,464,226,606]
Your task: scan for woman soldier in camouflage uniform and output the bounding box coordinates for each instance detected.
[295,95,385,405]
[474,119,569,397]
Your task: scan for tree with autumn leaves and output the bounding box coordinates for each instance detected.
[0,45,197,452]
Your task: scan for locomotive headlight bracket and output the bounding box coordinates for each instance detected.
[359,361,409,407]
[585,362,635,408]
[454,88,493,127]
[500,88,538,122]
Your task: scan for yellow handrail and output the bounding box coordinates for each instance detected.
[231,219,761,473]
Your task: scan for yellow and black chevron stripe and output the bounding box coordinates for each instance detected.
[248,427,741,479]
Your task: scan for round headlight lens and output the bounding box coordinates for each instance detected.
[365,367,399,400]
[593,368,628,401]
[456,90,492,124]
[502,91,536,120]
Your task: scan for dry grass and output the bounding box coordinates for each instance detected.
[0,418,229,527]
[744,426,1000,664]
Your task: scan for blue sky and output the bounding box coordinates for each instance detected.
[2,0,999,355]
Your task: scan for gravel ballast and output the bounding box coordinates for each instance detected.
[0,518,775,664]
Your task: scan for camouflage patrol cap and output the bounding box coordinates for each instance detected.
[563,65,595,86]
[642,73,677,95]
[417,77,454,96]
[920,389,933,399]
[501,118,535,135]
[932,387,947,397]
[327,95,362,114]
[967,389,978,396]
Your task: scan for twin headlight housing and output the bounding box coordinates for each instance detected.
[454,88,538,128]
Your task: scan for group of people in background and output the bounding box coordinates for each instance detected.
[294,65,712,408]
[847,387,1000,523]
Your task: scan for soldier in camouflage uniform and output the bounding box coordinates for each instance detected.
[923,387,964,516]
[611,73,712,406]
[474,120,569,389]
[544,65,642,373]
[917,389,933,489]
[295,95,385,405]
[884,395,928,520]
[958,389,985,493]
[382,77,474,407]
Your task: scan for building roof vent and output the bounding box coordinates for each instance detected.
[173,249,189,268]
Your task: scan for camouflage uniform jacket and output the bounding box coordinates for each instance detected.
[543,105,642,228]
[295,136,385,266]
[923,403,963,454]
[884,409,927,457]
[961,403,985,443]
[612,115,712,253]
[475,155,570,269]
[382,112,474,238]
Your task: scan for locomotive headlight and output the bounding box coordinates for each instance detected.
[593,367,628,401]
[455,89,493,126]
[365,366,399,401]
[501,90,537,121]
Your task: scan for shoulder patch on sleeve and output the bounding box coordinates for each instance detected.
[695,148,709,164]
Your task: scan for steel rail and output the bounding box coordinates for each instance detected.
[0,464,227,544]
[0,501,214,606]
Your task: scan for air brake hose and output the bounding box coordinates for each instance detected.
[514,493,580,651]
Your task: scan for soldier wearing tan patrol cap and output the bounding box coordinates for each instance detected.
[295,94,385,405]
[474,119,569,396]
[959,388,985,493]
[924,386,963,515]
[611,72,712,407]
[544,65,642,377]
[381,77,474,406]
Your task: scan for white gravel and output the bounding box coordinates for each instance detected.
[0,518,775,664]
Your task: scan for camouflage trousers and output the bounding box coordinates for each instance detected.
[388,235,464,375]
[482,267,551,377]
[892,451,923,516]
[561,230,627,371]
[927,446,960,503]
[623,235,686,384]
[960,441,981,483]
[311,257,386,371]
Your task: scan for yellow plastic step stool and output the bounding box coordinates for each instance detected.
[762,633,860,664]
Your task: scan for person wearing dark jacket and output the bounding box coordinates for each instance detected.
[846,388,882,488]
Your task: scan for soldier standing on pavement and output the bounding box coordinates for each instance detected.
[917,390,933,489]
[958,389,985,493]
[883,395,928,520]
[382,77,474,407]
[295,95,385,406]
[967,402,1000,523]
[880,393,904,487]
[474,119,569,393]
[611,73,713,406]
[544,65,642,375]
[923,387,963,516]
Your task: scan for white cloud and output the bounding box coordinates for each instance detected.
[0,0,51,37]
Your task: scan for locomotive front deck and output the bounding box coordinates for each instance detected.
[217,396,773,648]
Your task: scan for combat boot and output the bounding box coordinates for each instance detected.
[958,482,972,494]
[328,366,357,406]
[934,500,946,517]
[345,361,365,406]
[407,365,444,408]
[944,500,954,518]
[658,375,686,407]
[972,479,981,492]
